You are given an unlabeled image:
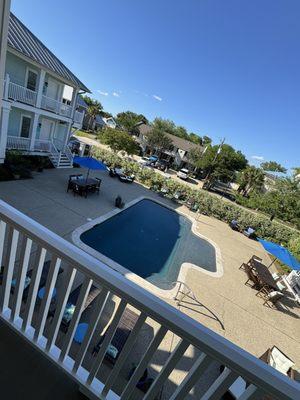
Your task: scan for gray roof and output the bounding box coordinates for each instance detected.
[138,124,201,152]
[8,13,90,92]
[95,115,105,125]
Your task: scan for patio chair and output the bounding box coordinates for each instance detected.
[239,255,262,270]
[244,265,261,289]
[262,290,284,307]
[73,183,88,198]
[67,174,83,192]
[90,177,101,194]
[92,308,139,364]
[260,346,295,379]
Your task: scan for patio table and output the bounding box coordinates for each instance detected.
[251,260,278,291]
[75,178,98,187]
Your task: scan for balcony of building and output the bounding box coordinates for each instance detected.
[0,188,298,400]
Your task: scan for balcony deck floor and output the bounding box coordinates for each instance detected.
[0,320,85,400]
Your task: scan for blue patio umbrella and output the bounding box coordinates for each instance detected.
[258,238,300,271]
[73,156,108,180]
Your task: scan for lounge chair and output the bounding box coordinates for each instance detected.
[49,284,101,332]
[243,227,256,239]
[259,346,296,379]
[92,308,139,364]
[221,347,296,399]
[230,219,239,231]
[0,260,63,300]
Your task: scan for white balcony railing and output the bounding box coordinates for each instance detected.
[74,110,85,125]
[41,95,72,118]
[8,81,37,106]
[0,200,298,400]
[6,136,30,151]
[33,139,52,153]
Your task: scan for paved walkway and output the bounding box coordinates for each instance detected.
[0,168,299,398]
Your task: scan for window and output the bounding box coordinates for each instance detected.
[20,116,31,138]
[26,70,38,91]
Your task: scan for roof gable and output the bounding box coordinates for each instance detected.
[8,13,90,92]
[138,124,202,152]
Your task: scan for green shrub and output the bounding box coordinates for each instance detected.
[288,236,300,262]
[0,165,14,181]
[91,147,299,253]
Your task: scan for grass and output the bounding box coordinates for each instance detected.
[73,130,97,140]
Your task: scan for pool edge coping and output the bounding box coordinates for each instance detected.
[72,196,223,299]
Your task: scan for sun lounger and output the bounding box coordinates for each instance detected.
[260,346,296,379]
[49,284,101,332]
[92,308,139,364]
[0,260,63,300]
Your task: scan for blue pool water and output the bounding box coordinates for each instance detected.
[80,199,216,289]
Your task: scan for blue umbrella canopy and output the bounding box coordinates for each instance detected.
[73,156,107,171]
[258,238,300,271]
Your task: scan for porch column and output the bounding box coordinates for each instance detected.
[63,121,73,150]
[0,0,11,134]
[36,70,46,108]
[71,88,79,119]
[0,102,11,163]
[29,112,40,151]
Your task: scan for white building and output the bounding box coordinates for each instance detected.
[0,12,89,168]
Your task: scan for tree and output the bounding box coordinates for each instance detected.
[145,128,172,156]
[261,161,287,173]
[100,128,140,155]
[237,166,265,196]
[82,95,103,131]
[115,111,148,133]
[189,133,203,145]
[152,118,177,136]
[292,167,300,179]
[190,144,247,186]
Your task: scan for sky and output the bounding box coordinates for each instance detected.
[11,0,300,169]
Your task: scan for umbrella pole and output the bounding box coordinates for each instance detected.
[86,168,90,183]
[268,257,277,269]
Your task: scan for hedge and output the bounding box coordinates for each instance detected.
[92,148,300,253]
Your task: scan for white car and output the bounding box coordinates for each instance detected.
[177,168,189,180]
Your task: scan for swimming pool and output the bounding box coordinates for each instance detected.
[76,199,217,290]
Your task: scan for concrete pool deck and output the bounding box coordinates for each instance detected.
[0,167,299,397]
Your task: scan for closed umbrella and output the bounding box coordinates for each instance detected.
[73,156,108,181]
[258,238,300,271]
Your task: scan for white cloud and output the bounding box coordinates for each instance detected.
[152,94,162,101]
[112,92,120,97]
[97,90,108,96]
[251,155,264,161]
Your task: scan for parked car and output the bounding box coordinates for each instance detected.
[177,168,189,180]
[154,160,169,171]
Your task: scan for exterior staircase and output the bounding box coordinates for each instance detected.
[49,151,73,168]
[49,140,73,168]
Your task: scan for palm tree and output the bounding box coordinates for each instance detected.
[238,166,265,196]
[82,96,103,130]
